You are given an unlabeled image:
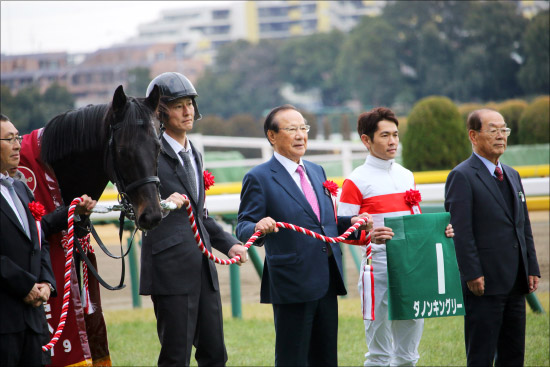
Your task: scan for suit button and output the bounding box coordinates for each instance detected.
[513,244,518,248]
[322,247,327,252]
[31,250,35,256]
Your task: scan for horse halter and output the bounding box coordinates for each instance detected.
[106,118,160,226]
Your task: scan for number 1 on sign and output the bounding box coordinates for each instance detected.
[436,243,445,294]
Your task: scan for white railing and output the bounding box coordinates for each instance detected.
[190,134,367,178]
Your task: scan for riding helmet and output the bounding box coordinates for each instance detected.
[146,72,201,120]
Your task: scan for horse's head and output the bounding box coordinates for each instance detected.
[105,85,163,231]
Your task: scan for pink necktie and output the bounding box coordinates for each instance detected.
[296,165,320,221]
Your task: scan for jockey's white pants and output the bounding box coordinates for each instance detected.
[359,249,424,367]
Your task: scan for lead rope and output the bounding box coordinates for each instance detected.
[181,195,370,265]
[42,197,81,352]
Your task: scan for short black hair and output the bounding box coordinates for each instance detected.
[0,113,10,122]
[357,107,399,141]
[467,108,498,131]
[263,104,300,139]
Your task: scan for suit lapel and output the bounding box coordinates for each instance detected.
[162,136,199,205]
[1,184,34,244]
[470,155,512,220]
[190,142,204,207]
[502,165,521,220]
[270,157,319,223]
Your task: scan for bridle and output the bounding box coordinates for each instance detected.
[105,117,161,229]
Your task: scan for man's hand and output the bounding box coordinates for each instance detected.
[371,226,394,245]
[352,213,373,231]
[75,194,98,216]
[254,217,279,235]
[529,275,539,293]
[37,282,52,303]
[445,224,454,238]
[228,244,249,266]
[165,192,190,209]
[467,276,485,296]
[23,283,44,307]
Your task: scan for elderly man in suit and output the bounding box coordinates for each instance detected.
[0,114,57,366]
[140,72,248,367]
[445,108,540,366]
[236,104,373,366]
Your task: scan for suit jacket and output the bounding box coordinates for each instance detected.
[139,137,237,296]
[236,156,354,304]
[444,154,540,296]
[0,180,56,334]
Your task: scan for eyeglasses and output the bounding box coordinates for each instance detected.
[0,136,23,145]
[279,125,310,134]
[478,128,511,137]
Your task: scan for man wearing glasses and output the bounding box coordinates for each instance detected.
[236,104,372,366]
[445,109,540,366]
[0,114,56,365]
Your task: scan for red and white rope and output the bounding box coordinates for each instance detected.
[182,197,369,265]
[80,233,94,314]
[42,197,82,351]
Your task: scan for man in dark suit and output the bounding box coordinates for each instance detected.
[236,104,372,366]
[445,108,540,366]
[0,115,57,366]
[140,72,248,366]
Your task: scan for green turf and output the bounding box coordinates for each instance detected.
[104,293,549,366]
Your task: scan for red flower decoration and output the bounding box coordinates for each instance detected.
[203,170,215,191]
[28,201,46,221]
[404,189,422,207]
[323,180,339,197]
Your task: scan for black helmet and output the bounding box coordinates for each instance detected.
[146,72,201,120]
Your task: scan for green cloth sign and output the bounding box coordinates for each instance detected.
[385,213,465,320]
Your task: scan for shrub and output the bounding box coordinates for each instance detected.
[497,99,528,145]
[403,96,470,171]
[518,96,550,144]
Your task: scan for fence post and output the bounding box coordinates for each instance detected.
[230,264,242,318]
[248,246,264,278]
[129,232,142,308]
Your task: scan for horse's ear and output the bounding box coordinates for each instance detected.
[146,84,160,111]
[112,85,127,113]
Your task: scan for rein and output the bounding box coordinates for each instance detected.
[180,195,369,265]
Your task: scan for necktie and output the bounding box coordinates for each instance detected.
[495,166,504,181]
[1,178,31,237]
[296,165,320,221]
[178,150,198,202]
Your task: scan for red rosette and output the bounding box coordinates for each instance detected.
[404,189,422,207]
[323,180,339,197]
[28,201,46,221]
[203,170,215,191]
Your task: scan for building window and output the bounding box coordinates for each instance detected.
[212,9,230,20]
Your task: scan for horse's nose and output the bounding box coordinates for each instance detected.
[138,209,162,231]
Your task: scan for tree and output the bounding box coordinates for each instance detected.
[337,16,403,108]
[518,11,550,95]
[461,1,527,100]
[277,31,349,106]
[196,39,286,119]
[517,96,550,144]
[402,96,470,171]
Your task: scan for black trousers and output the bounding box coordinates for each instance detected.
[272,257,339,366]
[151,260,227,367]
[464,292,526,366]
[0,328,43,366]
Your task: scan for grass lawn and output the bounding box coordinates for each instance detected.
[105,292,549,366]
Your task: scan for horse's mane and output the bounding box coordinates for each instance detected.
[41,97,157,165]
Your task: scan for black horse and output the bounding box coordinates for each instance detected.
[40,85,163,230]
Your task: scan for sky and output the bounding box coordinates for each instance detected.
[1,1,231,55]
